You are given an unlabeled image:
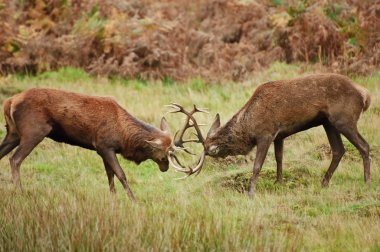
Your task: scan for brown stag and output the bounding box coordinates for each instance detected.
[0,88,184,200]
[169,74,371,196]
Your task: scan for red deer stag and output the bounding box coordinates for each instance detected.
[169,74,371,196]
[0,88,182,200]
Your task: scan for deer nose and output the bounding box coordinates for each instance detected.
[158,160,169,172]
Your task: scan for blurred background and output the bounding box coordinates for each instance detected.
[0,0,379,82]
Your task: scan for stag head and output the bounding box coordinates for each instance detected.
[145,117,172,172]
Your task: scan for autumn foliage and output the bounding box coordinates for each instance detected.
[0,0,379,81]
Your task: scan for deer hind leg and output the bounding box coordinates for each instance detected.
[333,122,370,183]
[274,139,284,184]
[0,132,20,160]
[0,113,21,160]
[9,125,51,189]
[248,136,273,197]
[321,123,345,187]
[103,160,116,193]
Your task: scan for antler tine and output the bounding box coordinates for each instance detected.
[174,151,206,180]
[174,131,192,149]
[190,132,203,142]
[193,104,209,114]
[171,103,206,148]
[178,147,195,155]
[171,153,185,168]
[165,104,182,113]
[187,117,205,144]
[168,151,191,172]
[170,103,207,115]
[173,124,196,155]
[168,103,207,179]
[182,139,201,143]
[172,145,195,155]
[172,143,190,152]
[188,121,207,127]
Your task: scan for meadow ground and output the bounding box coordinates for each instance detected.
[0,63,379,251]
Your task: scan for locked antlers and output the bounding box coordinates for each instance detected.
[166,103,207,178]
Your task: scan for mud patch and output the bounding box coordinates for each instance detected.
[220,167,315,193]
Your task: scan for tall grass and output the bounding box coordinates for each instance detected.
[0,63,379,251]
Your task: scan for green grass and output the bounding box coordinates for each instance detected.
[0,62,379,251]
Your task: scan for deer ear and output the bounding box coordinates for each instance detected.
[207,113,220,137]
[146,139,163,150]
[160,117,170,134]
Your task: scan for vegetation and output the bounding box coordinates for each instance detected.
[1,0,379,81]
[0,63,379,251]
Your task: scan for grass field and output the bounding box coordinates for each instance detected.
[0,63,379,251]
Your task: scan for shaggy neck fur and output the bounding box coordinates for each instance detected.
[217,115,255,156]
[118,111,161,163]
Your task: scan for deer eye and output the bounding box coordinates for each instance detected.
[208,145,219,155]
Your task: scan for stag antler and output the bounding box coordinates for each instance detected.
[167,103,208,147]
[166,103,208,178]
[168,150,206,179]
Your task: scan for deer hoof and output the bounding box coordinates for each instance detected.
[321,179,329,188]
[275,179,284,185]
[247,190,255,198]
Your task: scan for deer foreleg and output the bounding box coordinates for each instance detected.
[248,137,272,197]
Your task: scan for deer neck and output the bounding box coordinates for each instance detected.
[220,116,254,156]
[119,112,158,163]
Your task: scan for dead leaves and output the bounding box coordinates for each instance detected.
[0,0,379,80]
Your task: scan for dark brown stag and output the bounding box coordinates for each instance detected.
[0,88,181,200]
[171,74,371,196]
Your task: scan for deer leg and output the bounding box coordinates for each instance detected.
[357,133,371,183]
[274,139,284,184]
[335,125,370,183]
[248,137,272,197]
[0,133,20,160]
[98,149,135,200]
[321,123,345,187]
[9,131,49,189]
[103,160,116,193]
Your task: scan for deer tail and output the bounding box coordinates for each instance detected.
[355,84,371,112]
[3,97,15,131]
[362,88,371,112]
